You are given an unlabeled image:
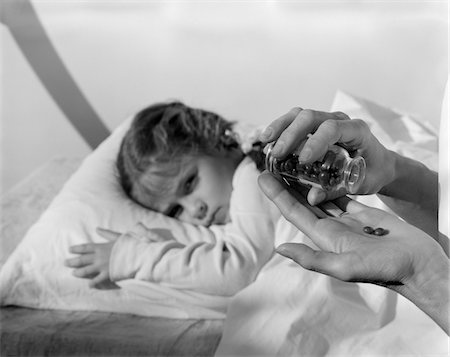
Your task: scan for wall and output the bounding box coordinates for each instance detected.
[1,1,448,194]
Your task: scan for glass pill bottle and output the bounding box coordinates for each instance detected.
[265,142,366,194]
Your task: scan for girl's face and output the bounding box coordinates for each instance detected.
[150,153,239,227]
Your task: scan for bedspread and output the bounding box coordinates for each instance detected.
[1,306,222,356]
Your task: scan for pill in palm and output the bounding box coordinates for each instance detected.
[363,226,374,234]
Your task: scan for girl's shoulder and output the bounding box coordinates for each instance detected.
[229,155,281,228]
[231,156,270,214]
[232,156,260,189]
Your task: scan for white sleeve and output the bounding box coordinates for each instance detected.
[109,158,281,296]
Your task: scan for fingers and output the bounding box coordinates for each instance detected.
[89,272,119,290]
[69,243,95,254]
[335,196,369,214]
[68,229,120,256]
[276,243,355,281]
[302,118,369,164]
[96,227,122,241]
[277,110,349,160]
[260,107,302,143]
[66,240,118,289]
[331,111,351,121]
[269,109,324,158]
[72,265,98,279]
[307,186,347,206]
[65,253,94,268]
[270,109,315,158]
[66,258,120,289]
[258,172,319,236]
[309,194,360,216]
[261,109,349,160]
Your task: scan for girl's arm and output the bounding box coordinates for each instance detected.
[109,159,279,296]
[108,216,275,296]
[67,158,281,295]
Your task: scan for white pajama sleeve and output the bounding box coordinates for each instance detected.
[109,157,280,296]
[109,224,271,296]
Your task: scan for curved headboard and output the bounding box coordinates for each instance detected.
[1,0,110,149]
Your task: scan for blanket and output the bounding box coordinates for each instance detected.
[215,219,448,356]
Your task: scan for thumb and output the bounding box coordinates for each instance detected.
[134,223,168,242]
[276,243,348,280]
[96,227,122,241]
[276,242,317,266]
[307,186,347,206]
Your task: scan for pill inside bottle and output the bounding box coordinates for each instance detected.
[265,142,366,194]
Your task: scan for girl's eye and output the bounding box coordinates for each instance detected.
[168,205,183,218]
[184,174,197,194]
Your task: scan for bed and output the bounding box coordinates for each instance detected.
[0,157,223,356]
[1,91,447,356]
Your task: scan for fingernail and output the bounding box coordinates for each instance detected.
[315,190,327,203]
[272,141,285,156]
[260,127,273,141]
[298,147,312,163]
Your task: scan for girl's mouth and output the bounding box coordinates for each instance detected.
[206,207,220,227]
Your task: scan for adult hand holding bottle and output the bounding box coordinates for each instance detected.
[259,108,439,238]
[258,108,448,334]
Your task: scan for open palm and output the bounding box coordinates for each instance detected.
[258,172,441,291]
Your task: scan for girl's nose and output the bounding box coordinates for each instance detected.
[195,201,207,220]
[181,197,207,220]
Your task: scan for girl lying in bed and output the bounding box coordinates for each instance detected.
[65,101,282,294]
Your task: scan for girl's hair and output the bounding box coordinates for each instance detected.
[117,101,240,209]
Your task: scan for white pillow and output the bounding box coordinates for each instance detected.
[0,117,230,319]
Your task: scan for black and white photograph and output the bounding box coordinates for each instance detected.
[1,0,448,356]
